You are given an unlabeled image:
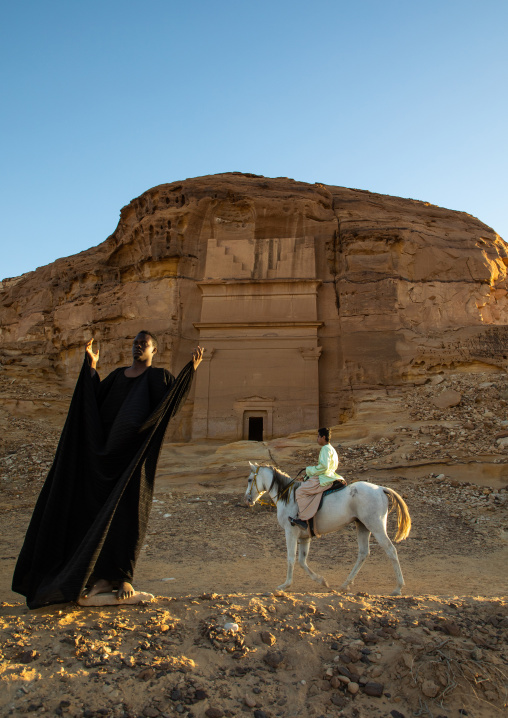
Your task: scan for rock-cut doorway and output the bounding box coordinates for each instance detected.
[248,416,264,442]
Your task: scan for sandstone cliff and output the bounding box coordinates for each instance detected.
[1,173,507,440]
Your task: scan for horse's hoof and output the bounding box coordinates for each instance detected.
[390,589,402,596]
[277,584,291,591]
[320,578,329,588]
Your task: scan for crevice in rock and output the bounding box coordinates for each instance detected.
[331,198,343,315]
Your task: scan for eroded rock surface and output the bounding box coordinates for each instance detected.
[1,173,507,440]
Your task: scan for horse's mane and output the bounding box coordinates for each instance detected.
[267,465,300,504]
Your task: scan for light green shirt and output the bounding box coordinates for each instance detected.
[306,443,344,486]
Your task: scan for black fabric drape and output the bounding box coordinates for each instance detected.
[12,357,195,609]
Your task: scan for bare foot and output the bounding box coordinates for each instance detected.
[117,581,135,600]
[82,578,114,598]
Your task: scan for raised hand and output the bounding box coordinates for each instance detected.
[192,345,204,370]
[85,339,99,368]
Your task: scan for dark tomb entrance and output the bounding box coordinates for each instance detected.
[248,417,264,441]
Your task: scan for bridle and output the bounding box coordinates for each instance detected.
[246,466,267,505]
[247,466,298,506]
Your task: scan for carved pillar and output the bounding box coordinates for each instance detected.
[191,347,215,439]
[299,346,322,428]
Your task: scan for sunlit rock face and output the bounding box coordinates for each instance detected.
[1,172,507,441]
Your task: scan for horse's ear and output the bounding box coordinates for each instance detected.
[248,461,258,469]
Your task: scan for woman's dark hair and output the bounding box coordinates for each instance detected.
[318,427,330,442]
[137,330,158,349]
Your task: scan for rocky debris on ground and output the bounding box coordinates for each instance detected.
[292,371,508,470]
[0,593,506,718]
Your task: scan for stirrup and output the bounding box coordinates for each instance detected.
[289,516,308,530]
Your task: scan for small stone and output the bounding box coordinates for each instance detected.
[170,689,182,701]
[224,623,239,633]
[263,650,284,668]
[336,666,353,679]
[401,652,414,669]
[244,695,257,708]
[253,711,268,718]
[363,681,384,697]
[260,631,276,646]
[345,648,362,662]
[390,711,406,718]
[362,632,379,644]
[330,693,347,707]
[442,620,461,637]
[194,689,208,701]
[371,666,383,678]
[19,650,40,664]
[471,648,483,661]
[433,389,462,409]
[347,681,359,694]
[205,709,224,718]
[138,668,155,681]
[330,676,342,689]
[319,680,331,691]
[143,708,160,717]
[337,675,350,685]
[422,680,439,698]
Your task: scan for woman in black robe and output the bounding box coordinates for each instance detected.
[12,331,203,609]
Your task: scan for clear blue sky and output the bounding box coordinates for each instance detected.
[1,0,507,280]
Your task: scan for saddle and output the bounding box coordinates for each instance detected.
[318,479,347,511]
[308,480,347,538]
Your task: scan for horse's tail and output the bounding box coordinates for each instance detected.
[383,487,411,542]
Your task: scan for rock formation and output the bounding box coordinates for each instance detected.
[1,172,507,441]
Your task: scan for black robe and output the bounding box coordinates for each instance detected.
[12,357,195,609]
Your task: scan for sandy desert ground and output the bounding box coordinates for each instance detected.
[0,369,507,718]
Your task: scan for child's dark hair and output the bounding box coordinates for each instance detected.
[318,427,330,442]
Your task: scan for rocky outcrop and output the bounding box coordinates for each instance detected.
[1,172,507,440]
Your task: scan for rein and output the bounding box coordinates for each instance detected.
[276,478,298,502]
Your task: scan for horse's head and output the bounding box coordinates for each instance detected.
[244,462,266,507]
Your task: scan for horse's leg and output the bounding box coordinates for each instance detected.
[340,521,371,592]
[277,527,298,591]
[297,537,329,589]
[370,525,405,596]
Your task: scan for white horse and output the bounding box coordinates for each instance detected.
[244,462,411,595]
